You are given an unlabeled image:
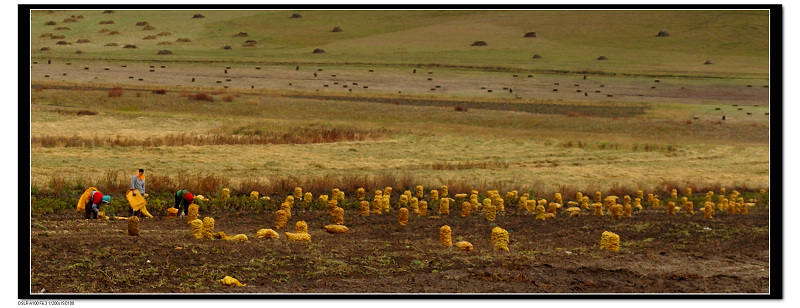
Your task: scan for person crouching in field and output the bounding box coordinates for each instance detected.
[126,169,153,218]
[173,189,194,216]
[77,187,110,219]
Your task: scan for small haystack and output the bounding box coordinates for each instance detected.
[40,47,50,51]
[656,30,670,37]
[75,50,83,54]
[44,21,56,25]
[157,31,172,36]
[40,33,53,37]
[99,20,115,24]
[233,32,249,37]
[332,26,343,32]
[55,27,70,31]
[103,10,115,13]
[312,48,326,53]
[98,28,109,33]
[104,43,118,47]
[157,50,173,55]
[55,41,70,45]
[471,40,488,46]
[142,24,156,30]
[136,21,149,26]
[62,18,78,23]
[597,56,608,60]
[50,35,66,39]
[704,60,713,65]
[76,39,90,43]
[176,38,192,42]
[108,30,121,35]
[123,44,138,49]
[157,41,172,45]
[143,35,157,40]
[290,13,303,18]
[524,32,537,37]
[192,14,205,18]
[532,54,542,59]
[222,45,232,50]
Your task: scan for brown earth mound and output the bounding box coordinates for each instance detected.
[313,48,326,53]
[597,56,608,60]
[62,18,78,23]
[471,41,488,46]
[192,14,205,18]
[99,20,115,25]
[44,21,56,25]
[532,54,543,59]
[233,32,249,37]
[108,30,121,35]
[176,38,192,42]
[40,33,53,37]
[123,44,138,49]
[55,41,70,45]
[524,32,537,37]
[222,45,232,50]
[103,10,114,13]
[657,30,670,37]
[76,39,90,43]
[291,13,303,18]
[157,41,172,45]
[158,31,172,36]
[143,24,156,31]
[136,21,149,26]
[704,60,713,65]
[332,26,343,32]
[143,35,158,40]
[50,35,66,39]
[157,50,173,55]
[54,27,70,31]
[104,43,118,47]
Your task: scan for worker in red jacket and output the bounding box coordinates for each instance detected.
[85,191,110,219]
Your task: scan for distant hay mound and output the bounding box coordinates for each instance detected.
[44,21,56,25]
[471,40,488,46]
[332,26,343,32]
[242,42,256,47]
[55,41,70,45]
[245,39,257,44]
[136,21,149,26]
[75,50,83,54]
[192,14,205,18]
[51,35,66,39]
[656,30,670,37]
[40,33,53,37]
[40,47,50,51]
[143,35,158,40]
[222,45,232,50]
[176,38,192,42]
[76,39,90,43]
[123,44,138,49]
[103,10,115,13]
[55,27,70,31]
[524,32,537,37]
[532,54,543,59]
[72,15,84,19]
[290,13,303,18]
[104,43,118,47]
[62,18,78,23]
[108,30,121,35]
[99,20,115,24]
[157,41,172,45]
[597,55,608,60]
[157,50,173,55]
[157,31,172,36]
[142,24,156,30]
[704,59,713,65]
[312,48,326,53]
[233,32,249,37]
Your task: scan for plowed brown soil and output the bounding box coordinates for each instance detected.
[29,201,770,294]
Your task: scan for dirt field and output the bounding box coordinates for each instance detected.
[29,199,770,294]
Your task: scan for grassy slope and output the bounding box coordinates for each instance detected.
[30,10,770,77]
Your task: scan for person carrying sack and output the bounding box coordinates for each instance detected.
[78,188,110,219]
[126,169,153,218]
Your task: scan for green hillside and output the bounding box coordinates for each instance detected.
[29,9,770,77]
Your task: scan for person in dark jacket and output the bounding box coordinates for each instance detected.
[173,189,194,216]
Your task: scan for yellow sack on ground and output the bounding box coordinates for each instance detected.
[167,207,178,218]
[257,229,280,239]
[125,189,153,218]
[229,234,249,242]
[324,225,348,234]
[76,187,98,211]
[220,276,246,287]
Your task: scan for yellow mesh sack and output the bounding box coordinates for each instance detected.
[221,188,230,200]
[167,207,178,219]
[685,201,695,215]
[398,208,409,226]
[304,192,312,203]
[382,196,390,213]
[359,201,370,216]
[190,219,203,239]
[611,204,623,220]
[418,201,428,217]
[372,198,383,215]
[295,220,308,233]
[623,203,632,217]
[250,191,259,200]
[439,198,450,216]
[76,187,98,211]
[201,217,215,239]
[600,231,620,252]
[491,227,509,251]
[285,232,312,242]
[333,207,344,225]
[220,276,246,287]
[324,224,348,234]
[256,228,279,239]
[484,203,497,222]
[592,203,603,216]
[275,210,288,229]
[415,185,423,198]
[566,207,581,218]
[187,203,199,224]
[430,190,439,202]
[461,201,471,217]
[667,201,676,215]
[535,204,546,220]
[126,189,147,212]
[439,225,452,246]
[293,187,303,200]
[455,241,473,251]
[127,216,139,236]
[229,234,249,242]
[410,197,419,213]
[357,188,365,200]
